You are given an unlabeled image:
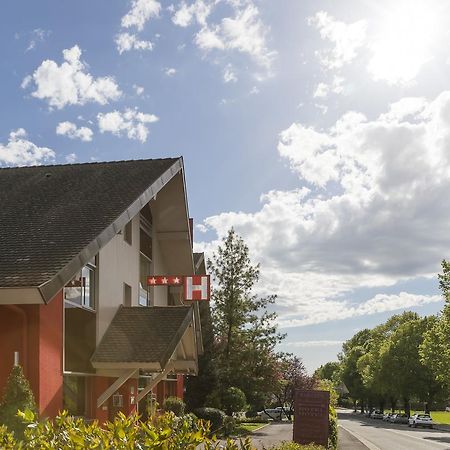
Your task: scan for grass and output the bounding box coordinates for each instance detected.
[233,422,268,436]
[416,411,450,425]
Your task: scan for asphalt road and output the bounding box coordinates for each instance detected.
[237,422,293,449]
[338,409,450,450]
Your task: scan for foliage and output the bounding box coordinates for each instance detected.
[268,443,325,450]
[272,353,316,419]
[0,365,37,438]
[162,396,186,416]
[208,228,285,410]
[314,363,340,383]
[315,380,338,409]
[0,410,261,449]
[222,416,237,436]
[328,406,338,450]
[420,260,450,390]
[193,407,226,431]
[222,387,248,416]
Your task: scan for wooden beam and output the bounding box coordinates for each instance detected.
[137,363,174,403]
[97,369,138,408]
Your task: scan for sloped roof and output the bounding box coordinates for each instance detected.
[91,306,193,369]
[0,158,181,300]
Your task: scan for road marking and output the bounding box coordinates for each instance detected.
[339,425,382,450]
[386,428,450,448]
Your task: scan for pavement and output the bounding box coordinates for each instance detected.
[338,409,450,450]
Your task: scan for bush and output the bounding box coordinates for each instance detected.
[0,365,37,438]
[0,410,258,449]
[193,407,226,431]
[269,443,325,450]
[222,387,247,416]
[163,396,186,416]
[222,415,237,436]
[328,406,338,450]
[237,416,269,424]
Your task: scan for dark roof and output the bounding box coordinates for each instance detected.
[0,158,180,295]
[91,306,193,367]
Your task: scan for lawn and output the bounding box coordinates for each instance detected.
[412,411,450,425]
[234,422,268,436]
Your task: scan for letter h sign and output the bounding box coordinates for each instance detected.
[184,275,210,301]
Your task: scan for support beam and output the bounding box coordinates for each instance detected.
[137,362,174,403]
[97,369,138,408]
[156,231,190,241]
[179,338,187,360]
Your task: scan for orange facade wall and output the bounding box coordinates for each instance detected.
[0,292,63,417]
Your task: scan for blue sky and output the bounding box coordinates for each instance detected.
[2,0,450,371]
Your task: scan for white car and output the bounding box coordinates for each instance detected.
[408,414,433,429]
[370,410,384,419]
[257,407,286,421]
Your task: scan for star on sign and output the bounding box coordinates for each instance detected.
[173,277,180,284]
[149,277,156,284]
[162,277,168,284]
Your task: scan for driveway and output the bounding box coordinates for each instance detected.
[246,422,293,449]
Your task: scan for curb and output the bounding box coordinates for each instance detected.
[339,425,381,450]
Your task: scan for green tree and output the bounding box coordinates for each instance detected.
[0,365,37,437]
[420,259,450,391]
[222,387,247,416]
[208,228,285,410]
[314,362,340,382]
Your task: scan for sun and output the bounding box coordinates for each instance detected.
[368,0,442,85]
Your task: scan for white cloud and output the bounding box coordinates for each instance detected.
[0,129,55,166]
[26,28,51,52]
[313,76,343,98]
[65,153,77,163]
[115,33,153,54]
[197,91,450,327]
[195,3,275,69]
[309,11,366,69]
[223,64,237,83]
[121,0,161,31]
[284,340,344,348]
[97,108,159,143]
[24,46,121,109]
[164,67,177,76]
[56,121,93,142]
[133,84,145,95]
[172,0,212,27]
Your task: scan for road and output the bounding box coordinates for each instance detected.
[338,409,450,450]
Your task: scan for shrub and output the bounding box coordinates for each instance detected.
[237,416,269,424]
[163,396,186,416]
[269,443,325,450]
[0,365,37,438]
[328,406,338,450]
[222,415,237,436]
[222,387,247,416]
[193,407,226,431]
[0,410,259,449]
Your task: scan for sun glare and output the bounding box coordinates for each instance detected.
[368,1,440,85]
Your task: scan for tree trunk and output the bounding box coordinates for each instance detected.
[404,398,411,417]
[353,399,357,412]
[390,397,397,412]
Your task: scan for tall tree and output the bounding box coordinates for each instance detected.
[208,228,285,409]
[420,259,450,391]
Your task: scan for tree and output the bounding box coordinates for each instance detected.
[271,353,316,420]
[314,362,340,382]
[208,228,285,410]
[420,259,450,391]
[222,387,247,416]
[0,365,37,437]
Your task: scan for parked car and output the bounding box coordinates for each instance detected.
[445,406,450,412]
[390,413,409,424]
[408,414,433,429]
[383,413,393,421]
[257,407,286,421]
[370,410,384,419]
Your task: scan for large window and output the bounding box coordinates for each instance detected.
[64,258,96,310]
[63,375,86,416]
[139,206,153,306]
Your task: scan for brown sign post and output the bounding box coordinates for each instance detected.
[293,390,330,446]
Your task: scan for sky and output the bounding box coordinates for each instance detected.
[2,0,450,372]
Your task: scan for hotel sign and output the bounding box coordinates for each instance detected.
[147,275,210,301]
[293,390,330,447]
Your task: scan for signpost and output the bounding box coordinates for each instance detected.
[293,390,330,447]
[147,275,210,301]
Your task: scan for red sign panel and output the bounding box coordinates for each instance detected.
[293,390,330,447]
[184,275,210,301]
[147,276,183,286]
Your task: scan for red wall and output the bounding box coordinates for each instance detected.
[0,292,63,418]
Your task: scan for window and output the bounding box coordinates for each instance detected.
[139,205,153,306]
[124,220,132,245]
[123,283,132,307]
[139,255,151,306]
[64,258,96,309]
[63,375,87,416]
